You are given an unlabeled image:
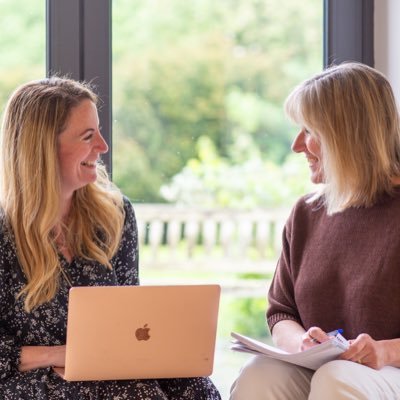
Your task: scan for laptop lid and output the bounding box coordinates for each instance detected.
[62,284,220,381]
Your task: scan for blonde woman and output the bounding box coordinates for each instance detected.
[230,63,400,399]
[0,77,221,399]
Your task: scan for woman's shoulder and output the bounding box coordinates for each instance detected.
[282,192,327,235]
[0,209,10,239]
[0,211,18,276]
[121,196,138,226]
[290,191,324,217]
[122,196,136,215]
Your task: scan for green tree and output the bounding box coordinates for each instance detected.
[160,135,315,208]
[0,0,45,113]
[112,0,322,202]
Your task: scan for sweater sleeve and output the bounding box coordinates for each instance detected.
[111,197,139,286]
[0,325,21,380]
[267,209,302,333]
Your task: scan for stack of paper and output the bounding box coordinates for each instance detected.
[231,332,349,370]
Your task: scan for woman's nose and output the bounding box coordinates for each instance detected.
[291,130,306,153]
[95,132,109,154]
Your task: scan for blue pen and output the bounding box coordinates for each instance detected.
[309,329,345,345]
[327,329,343,337]
[327,329,349,349]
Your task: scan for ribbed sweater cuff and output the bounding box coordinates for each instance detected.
[267,312,300,333]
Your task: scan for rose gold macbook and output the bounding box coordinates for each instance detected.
[59,284,220,381]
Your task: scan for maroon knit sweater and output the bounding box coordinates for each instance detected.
[267,190,400,341]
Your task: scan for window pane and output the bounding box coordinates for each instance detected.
[112,1,322,396]
[0,0,45,114]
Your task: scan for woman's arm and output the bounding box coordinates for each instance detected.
[272,320,332,353]
[273,321,400,370]
[383,338,400,367]
[112,198,139,286]
[271,320,306,353]
[18,345,65,372]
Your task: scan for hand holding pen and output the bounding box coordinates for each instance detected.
[301,326,347,351]
[302,327,389,369]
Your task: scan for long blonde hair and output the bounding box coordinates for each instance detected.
[285,62,400,214]
[0,77,124,311]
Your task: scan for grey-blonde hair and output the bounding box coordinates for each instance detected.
[285,62,400,214]
[0,77,124,311]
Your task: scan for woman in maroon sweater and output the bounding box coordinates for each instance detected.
[231,62,400,399]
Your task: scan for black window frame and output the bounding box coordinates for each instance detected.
[46,0,374,175]
[324,0,374,67]
[46,0,112,171]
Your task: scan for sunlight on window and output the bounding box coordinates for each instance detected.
[112,1,322,396]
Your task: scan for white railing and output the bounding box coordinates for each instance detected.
[134,204,290,274]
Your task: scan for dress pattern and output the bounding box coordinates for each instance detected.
[0,198,221,399]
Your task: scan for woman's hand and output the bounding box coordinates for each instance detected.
[272,320,308,353]
[300,326,331,351]
[19,345,66,372]
[339,334,392,370]
[272,321,336,353]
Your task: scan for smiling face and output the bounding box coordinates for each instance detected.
[57,99,108,200]
[291,127,324,184]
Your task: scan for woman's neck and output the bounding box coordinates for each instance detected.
[391,176,400,186]
[54,227,73,263]
[60,194,72,222]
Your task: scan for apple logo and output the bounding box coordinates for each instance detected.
[135,324,151,341]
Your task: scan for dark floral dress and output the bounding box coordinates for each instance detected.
[0,198,221,400]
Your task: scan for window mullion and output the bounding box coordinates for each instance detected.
[46,0,112,174]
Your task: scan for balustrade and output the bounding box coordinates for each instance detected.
[134,204,290,274]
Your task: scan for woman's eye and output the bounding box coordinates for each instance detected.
[83,133,94,142]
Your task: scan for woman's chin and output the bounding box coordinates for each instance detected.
[310,171,324,184]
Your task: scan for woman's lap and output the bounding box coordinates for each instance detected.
[1,369,220,400]
[230,355,400,400]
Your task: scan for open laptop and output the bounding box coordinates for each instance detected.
[58,284,220,381]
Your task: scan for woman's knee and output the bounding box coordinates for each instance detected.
[309,360,369,400]
[230,356,312,400]
[230,356,281,399]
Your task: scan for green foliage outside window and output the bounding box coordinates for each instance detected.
[112,0,322,204]
[220,296,270,339]
[0,0,322,208]
[0,1,45,114]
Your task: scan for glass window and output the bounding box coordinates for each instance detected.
[0,0,45,115]
[112,1,322,396]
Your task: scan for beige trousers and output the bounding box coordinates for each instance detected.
[230,355,400,400]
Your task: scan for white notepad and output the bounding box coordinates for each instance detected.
[231,331,349,370]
